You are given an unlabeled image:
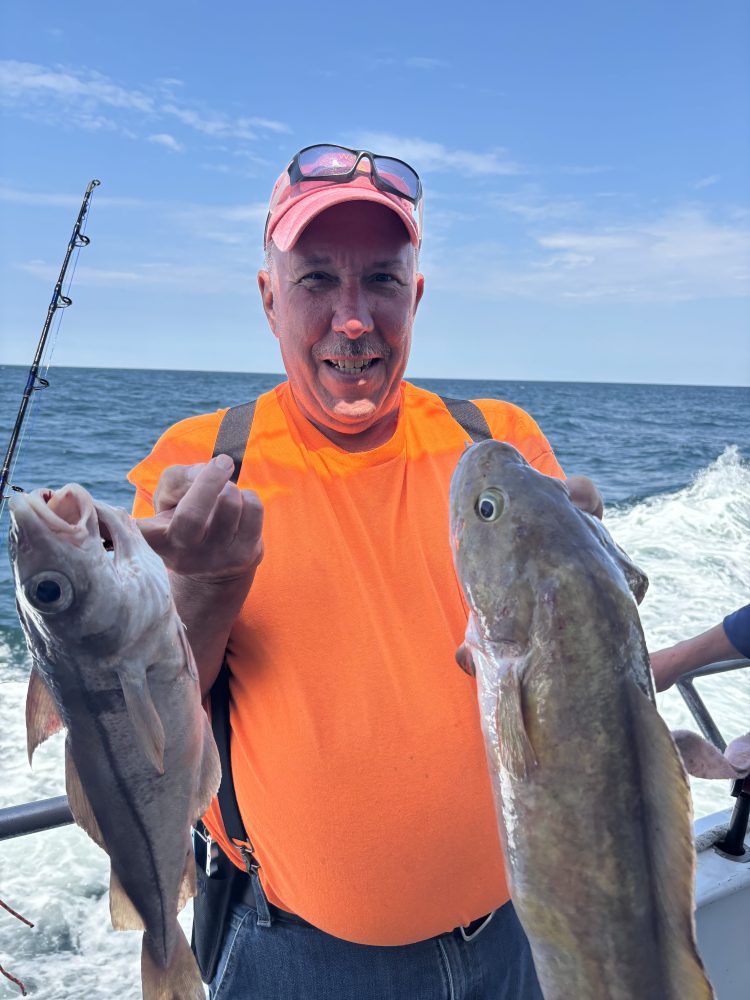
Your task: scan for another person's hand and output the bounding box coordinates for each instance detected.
[566,475,604,520]
[136,454,264,581]
[650,622,743,692]
[649,646,689,692]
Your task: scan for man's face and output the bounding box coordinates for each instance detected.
[258,201,424,448]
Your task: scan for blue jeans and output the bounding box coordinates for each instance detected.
[209,874,544,999]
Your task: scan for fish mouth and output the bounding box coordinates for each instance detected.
[10,485,96,546]
[11,486,129,563]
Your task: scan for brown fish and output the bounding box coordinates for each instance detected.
[449,441,715,1000]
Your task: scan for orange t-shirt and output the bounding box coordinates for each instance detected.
[128,380,564,946]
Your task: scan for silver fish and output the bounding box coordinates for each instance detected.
[9,484,220,1000]
[449,441,715,1000]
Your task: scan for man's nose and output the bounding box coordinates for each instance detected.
[332,286,374,339]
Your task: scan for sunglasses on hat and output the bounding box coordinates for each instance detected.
[264,143,423,247]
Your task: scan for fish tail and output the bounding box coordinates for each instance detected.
[141,924,205,1000]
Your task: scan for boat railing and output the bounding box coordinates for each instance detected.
[1,658,748,846]
[676,656,750,858]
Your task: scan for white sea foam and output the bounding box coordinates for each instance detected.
[608,445,750,818]
[0,447,748,996]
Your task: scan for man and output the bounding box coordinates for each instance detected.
[130,144,602,1000]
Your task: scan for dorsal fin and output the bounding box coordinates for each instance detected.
[26,665,64,764]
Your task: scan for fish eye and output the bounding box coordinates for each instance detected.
[475,489,505,522]
[23,571,74,614]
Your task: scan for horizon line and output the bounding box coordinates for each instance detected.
[0,362,748,392]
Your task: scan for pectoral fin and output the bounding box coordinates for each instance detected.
[176,849,197,913]
[26,665,64,764]
[194,711,222,820]
[672,729,750,779]
[175,620,199,682]
[118,671,166,775]
[497,659,538,780]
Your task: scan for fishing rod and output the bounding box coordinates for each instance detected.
[0,178,101,520]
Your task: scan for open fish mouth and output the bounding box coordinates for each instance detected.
[10,485,135,567]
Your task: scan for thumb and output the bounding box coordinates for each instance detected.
[135,508,174,548]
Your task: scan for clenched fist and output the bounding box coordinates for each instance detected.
[136,454,264,582]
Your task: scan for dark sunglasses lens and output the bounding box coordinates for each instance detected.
[373,158,420,199]
[297,145,358,177]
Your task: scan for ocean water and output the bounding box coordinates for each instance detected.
[0,365,748,999]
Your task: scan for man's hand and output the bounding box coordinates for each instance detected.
[137,454,264,581]
[566,475,604,520]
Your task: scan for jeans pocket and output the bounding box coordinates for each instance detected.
[210,904,253,1000]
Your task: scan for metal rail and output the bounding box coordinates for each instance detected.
[0,795,73,841]
[1,659,748,846]
[677,658,749,752]
[677,658,750,858]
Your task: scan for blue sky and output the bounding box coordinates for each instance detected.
[1,1,748,385]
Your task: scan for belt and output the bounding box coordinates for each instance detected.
[236,874,313,927]
[236,873,496,943]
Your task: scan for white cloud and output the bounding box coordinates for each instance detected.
[537,232,641,253]
[693,174,720,190]
[16,260,256,295]
[427,206,750,303]
[169,201,267,246]
[0,184,144,209]
[0,61,154,114]
[148,133,184,153]
[492,188,584,223]
[0,60,290,148]
[351,131,521,176]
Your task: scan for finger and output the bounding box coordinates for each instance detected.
[234,491,264,560]
[153,463,204,513]
[135,508,175,551]
[566,475,604,519]
[168,455,236,548]
[203,482,244,547]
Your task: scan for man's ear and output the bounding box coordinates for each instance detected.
[414,272,425,312]
[258,269,278,338]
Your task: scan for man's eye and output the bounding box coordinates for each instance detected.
[371,273,397,283]
[301,272,330,282]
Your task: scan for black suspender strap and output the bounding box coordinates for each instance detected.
[437,395,492,442]
[209,667,247,843]
[212,396,489,479]
[208,399,259,872]
[212,399,257,483]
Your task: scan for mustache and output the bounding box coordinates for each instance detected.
[314,336,391,361]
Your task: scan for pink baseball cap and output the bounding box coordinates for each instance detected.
[264,146,423,251]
